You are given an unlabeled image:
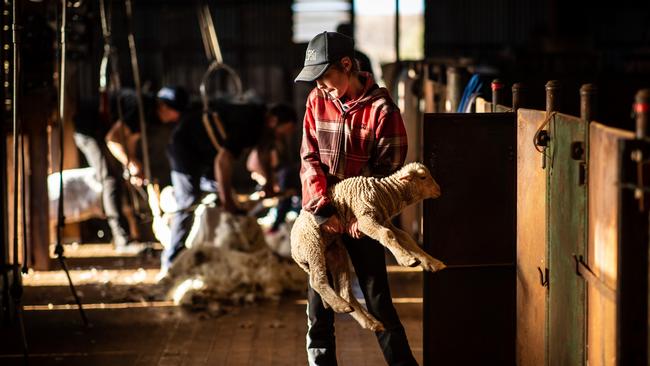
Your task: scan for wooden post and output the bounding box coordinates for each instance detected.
[580,83,597,122]
[512,82,524,110]
[491,79,505,112]
[23,89,55,271]
[546,80,561,113]
[634,89,649,140]
[445,66,461,113]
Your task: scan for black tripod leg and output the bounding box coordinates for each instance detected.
[10,268,28,365]
[56,254,88,327]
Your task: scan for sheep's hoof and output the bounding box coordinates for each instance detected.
[370,322,385,332]
[420,257,446,272]
[332,304,353,313]
[407,258,421,267]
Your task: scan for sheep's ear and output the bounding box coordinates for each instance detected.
[416,168,427,177]
[399,169,416,181]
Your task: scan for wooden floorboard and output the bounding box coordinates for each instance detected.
[1,247,424,366]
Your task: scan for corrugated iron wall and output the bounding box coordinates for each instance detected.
[73,0,298,105]
[424,0,548,54]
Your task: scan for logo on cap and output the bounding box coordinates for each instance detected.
[157,87,176,101]
[305,49,317,61]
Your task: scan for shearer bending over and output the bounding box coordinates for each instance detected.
[159,94,297,275]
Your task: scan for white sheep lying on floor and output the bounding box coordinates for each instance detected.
[290,162,446,331]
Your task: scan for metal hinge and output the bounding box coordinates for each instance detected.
[537,267,549,288]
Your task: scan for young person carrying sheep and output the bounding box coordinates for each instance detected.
[294,31,436,366]
[291,162,446,330]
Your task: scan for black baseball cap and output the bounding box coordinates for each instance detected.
[294,31,355,83]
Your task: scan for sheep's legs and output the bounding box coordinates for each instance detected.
[356,217,420,267]
[309,245,354,314]
[327,242,384,332]
[386,223,446,272]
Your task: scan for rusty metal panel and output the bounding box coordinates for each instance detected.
[423,112,515,365]
[516,108,548,366]
[547,113,587,365]
[588,123,633,366]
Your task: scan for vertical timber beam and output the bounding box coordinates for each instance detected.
[445,66,461,113]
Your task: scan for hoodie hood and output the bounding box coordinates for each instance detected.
[333,72,394,114]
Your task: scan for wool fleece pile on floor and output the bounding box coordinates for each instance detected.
[160,202,305,312]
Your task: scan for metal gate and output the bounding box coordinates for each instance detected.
[423,112,516,366]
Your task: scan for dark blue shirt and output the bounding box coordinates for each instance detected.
[167,102,268,176]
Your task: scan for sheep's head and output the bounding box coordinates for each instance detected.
[396,162,441,200]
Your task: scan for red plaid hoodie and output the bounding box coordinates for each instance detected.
[300,72,408,216]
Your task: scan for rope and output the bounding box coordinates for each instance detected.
[532,111,555,153]
[532,111,557,170]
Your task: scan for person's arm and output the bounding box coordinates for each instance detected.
[214,147,239,213]
[256,144,275,197]
[299,98,335,220]
[371,107,408,176]
[105,121,144,182]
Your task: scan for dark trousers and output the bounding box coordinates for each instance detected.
[271,164,300,231]
[306,235,419,366]
[73,132,130,246]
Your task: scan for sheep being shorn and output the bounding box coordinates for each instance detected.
[290,162,446,330]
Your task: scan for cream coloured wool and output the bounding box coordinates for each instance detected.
[290,162,446,331]
[162,208,305,307]
[148,186,304,308]
[48,168,104,225]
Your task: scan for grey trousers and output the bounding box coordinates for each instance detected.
[73,132,130,246]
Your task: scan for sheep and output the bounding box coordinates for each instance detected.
[290,162,446,331]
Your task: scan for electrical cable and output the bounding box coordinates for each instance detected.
[9,0,29,362]
[53,0,88,328]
